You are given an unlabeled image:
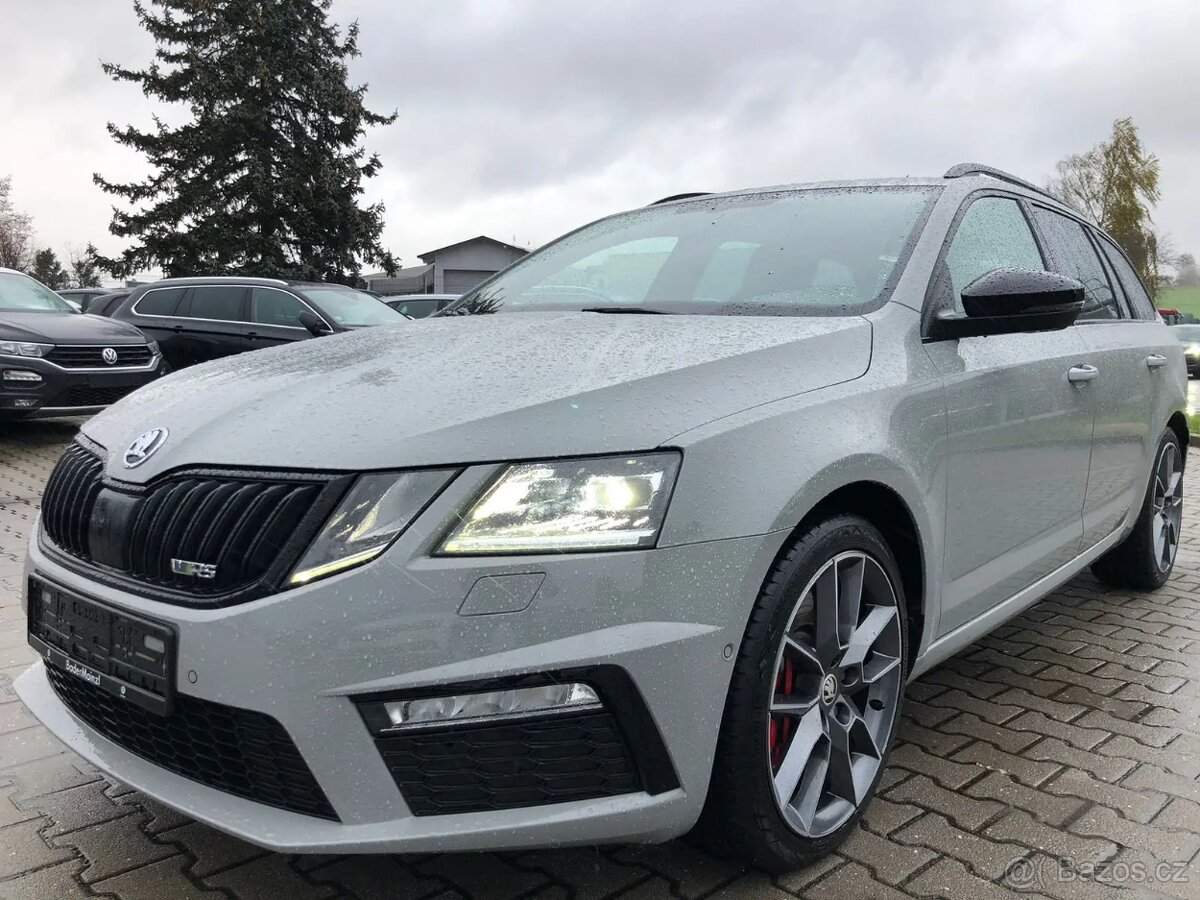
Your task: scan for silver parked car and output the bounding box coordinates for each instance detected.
[16,165,1186,870]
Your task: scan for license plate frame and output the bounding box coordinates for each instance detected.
[27,576,176,715]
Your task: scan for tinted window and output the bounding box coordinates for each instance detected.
[1098,239,1159,320]
[445,187,936,316]
[1032,209,1122,320]
[250,288,306,327]
[134,287,187,316]
[186,286,246,321]
[944,197,1045,312]
[389,299,440,318]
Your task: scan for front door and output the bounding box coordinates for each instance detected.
[924,195,1095,635]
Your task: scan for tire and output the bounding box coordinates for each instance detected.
[1091,428,1184,590]
[690,514,908,871]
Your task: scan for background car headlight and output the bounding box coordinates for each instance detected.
[147,340,161,356]
[0,341,52,358]
[1187,343,1200,357]
[289,469,456,585]
[439,452,680,555]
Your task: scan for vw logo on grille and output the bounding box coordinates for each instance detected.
[123,427,169,469]
[101,347,118,365]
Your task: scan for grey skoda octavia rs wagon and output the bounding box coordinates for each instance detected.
[16,165,1186,870]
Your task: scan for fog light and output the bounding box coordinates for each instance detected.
[2,369,42,383]
[379,683,601,731]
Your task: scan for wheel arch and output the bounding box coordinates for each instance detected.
[1168,411,1188,460]
[775,477,929,665]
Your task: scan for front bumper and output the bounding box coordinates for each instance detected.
[16,475,782,852]
[0,350,165,419]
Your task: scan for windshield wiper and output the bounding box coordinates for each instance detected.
[579,307,675,315]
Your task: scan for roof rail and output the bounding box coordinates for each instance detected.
[156,275,289,286]
[649,192,712,206]
[943,163,1058,201]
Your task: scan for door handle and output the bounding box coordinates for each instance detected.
[1067,364,1099,384]
[1146,354,1167,369]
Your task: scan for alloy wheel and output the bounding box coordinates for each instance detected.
[766,551,902,838]
[1152,442,1184,573]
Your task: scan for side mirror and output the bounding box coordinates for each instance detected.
[929,268,1085,340]
[297,310,333,337]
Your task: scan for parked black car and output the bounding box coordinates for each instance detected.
[110,276,409,369]
[384,293,460,318]
[1,269,165,420]
[56,288,114,312]
[81,291,131,317]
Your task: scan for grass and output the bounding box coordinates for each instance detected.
[1158,286,1200,318]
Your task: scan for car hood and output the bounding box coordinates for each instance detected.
[0,310,146,344]
[85,312,872,479]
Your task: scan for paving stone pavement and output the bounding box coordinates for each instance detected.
[1,420,1199,899]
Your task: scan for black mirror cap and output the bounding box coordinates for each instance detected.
[929,268,1085,340]
[297,310,333,337]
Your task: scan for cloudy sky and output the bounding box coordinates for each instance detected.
[2,0,1198,280]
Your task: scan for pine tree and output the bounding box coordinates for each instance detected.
[31,249,69,289]
[95,0,397,283]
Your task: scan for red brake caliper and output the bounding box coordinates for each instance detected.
[770,656,796,769]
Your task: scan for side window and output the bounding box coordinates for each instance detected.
[134,287,187,316]
[186,286,247,322]
[250,288,305,327]
[1099,239,1159,320]
[944,198,1044,312]
[1031,209,1122,320]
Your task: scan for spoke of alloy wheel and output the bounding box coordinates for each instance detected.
[1154,513,1167,565]
[790,747,830,833]
[1157,446,1174,490]
[862,653,901,685]
[825,716,858,804]
[837,556,864,645]
[840,605,897,669]
[782,635,823,673]
[1167,467,1183,499]
[772,706,825,809]
[811,562,842,667]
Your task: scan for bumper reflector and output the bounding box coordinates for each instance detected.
[379,683,601,731]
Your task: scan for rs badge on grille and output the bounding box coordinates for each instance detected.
[171,559,217,579]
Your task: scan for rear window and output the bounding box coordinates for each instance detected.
[186,286,246,321]
[1031,209,1122,320]
[135,287,187,316]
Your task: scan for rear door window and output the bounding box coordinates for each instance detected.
[1031,209,1123,320]
[1098,239,1159,320]
[185,286,247,322]
[250,288,306,327]
[944,197,1045,312]
[135,287,187,316]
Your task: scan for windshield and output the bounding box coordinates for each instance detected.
[0,272,75,313]
[299,287,409,327]
[1170,325,1200,341]
[444,187,936,317]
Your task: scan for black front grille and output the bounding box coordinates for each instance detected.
[377,712,642,816]
[40,443,105,558]
[40,441,345,605]
[52,384,139,408]
[46,661,337,820]
[46,345,153,368]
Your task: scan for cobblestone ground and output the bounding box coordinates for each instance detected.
[2,420,1199,900]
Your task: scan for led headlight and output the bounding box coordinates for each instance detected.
[0,341,52,358]
[1187,343,1200,357]
[147,341,161,356]
[289,469,456,585]
[439,452,680,555]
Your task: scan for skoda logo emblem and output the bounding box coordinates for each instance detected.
[820,673,838,706]
[101,347,118,365]
[123,427,169,469]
